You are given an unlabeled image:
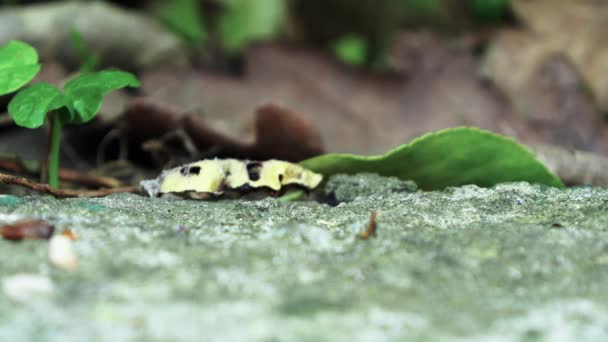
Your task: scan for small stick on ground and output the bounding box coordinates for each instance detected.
[0,157,123,188]
[0,172,139,198]
[359,211,377,240]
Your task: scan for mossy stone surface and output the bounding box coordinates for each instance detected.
[1,174,608,341]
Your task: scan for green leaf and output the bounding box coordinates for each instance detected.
[0,40,41,95]
[278,190,305,202]
[333,35,367,66]
[63,70,140,124]
[7,82,65,128]
[158,0,206,45]
[301,127,564,190]
[219,0,286,53]
[64,70,140,95]
[66,90,104,124]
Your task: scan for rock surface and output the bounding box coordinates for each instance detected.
[1,174,608,341]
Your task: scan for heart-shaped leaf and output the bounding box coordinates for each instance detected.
[63,70,140,124]
[0,40,41,95]
[7,83,65,128]
[301,127,564,190]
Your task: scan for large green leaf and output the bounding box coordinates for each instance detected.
[63,70,140,124]
[7,82,65,128]
[301,127,564,190]
[0,40,41,95]
[219,0,286,53]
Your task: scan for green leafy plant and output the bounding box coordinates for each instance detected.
[9,71,139,188]
[0,40,140,188]
[301,127,564,191]
[0,40,40,95]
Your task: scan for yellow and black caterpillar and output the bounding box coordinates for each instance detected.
[141,159,323,198]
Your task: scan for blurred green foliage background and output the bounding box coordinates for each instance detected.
[1,0,511,64]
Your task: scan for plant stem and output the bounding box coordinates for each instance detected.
[48,111,63,188]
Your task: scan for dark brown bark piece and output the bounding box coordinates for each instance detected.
[1,220,55,241]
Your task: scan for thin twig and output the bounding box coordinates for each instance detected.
[0,157,123,188]
[0,172,139,198]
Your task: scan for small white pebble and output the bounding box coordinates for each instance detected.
[49,235,78,271]
[2,274,55,303]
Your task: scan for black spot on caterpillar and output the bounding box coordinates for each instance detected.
[246,161,263,181]
[189,166,201,175]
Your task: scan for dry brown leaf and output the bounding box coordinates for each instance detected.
[142,37,517,155]
[509,54,608,153]
[184,103,324,161]
[123,98,323,163]
[511,0,601,34]
[484,0,608,112]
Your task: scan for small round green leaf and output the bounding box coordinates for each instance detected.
[0,40,41,95]
[7,82,65,128]
[333,35,367,66]
[301,127,564,190]
[63,70,140,124]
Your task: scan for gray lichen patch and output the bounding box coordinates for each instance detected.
[325,173,418,202]
[1,174,608,341]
